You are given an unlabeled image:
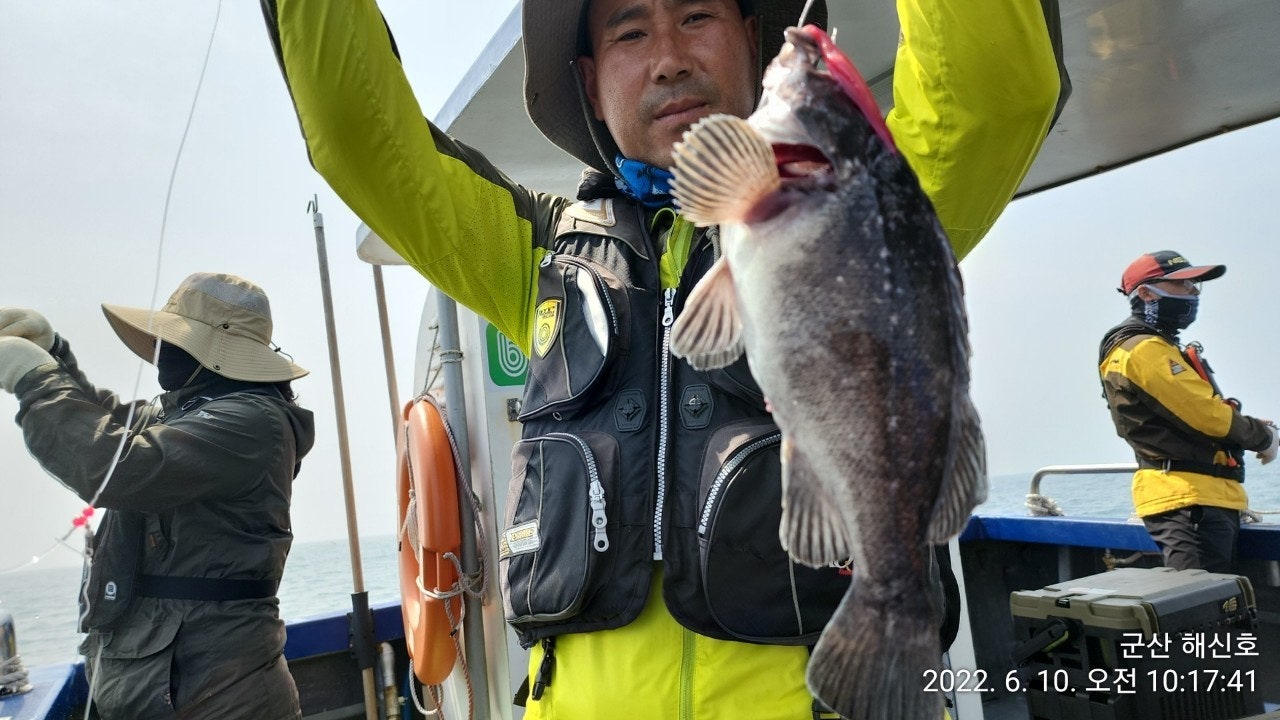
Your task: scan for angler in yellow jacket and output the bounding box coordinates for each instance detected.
[263,0,1064,716]
[1099,250,1279,573]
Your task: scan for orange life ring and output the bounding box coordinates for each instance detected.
[397,396,463,685]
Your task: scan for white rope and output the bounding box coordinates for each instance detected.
[421,320,444,397]
[407,660,443,718]
[1025,493,1065,517]
[441,587,475,720]
[1242,508,1280,524]
[435,397,489,601]
[0,654,32,696]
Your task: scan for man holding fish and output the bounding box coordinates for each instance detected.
[262,0,1063,717]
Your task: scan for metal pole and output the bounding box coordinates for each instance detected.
[435,288,490,719]
[308,198,379,720]
[372,265,401,438]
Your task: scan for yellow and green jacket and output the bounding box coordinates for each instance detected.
[1099,318,1271,517]
[264,0,1061,717]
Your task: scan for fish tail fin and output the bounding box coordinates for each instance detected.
[808,588,942,720]
[671,114,779,226]
[927,395,988,543]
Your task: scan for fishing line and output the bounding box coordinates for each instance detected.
[80,5,224,717]
[76,3,224,711]
[0,4,224,580]
[798,0,818,26]
[1,2,225,584]
[0,2,222,715]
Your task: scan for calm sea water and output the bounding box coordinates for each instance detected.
[4,467,1280,668]
[0,534,402,669]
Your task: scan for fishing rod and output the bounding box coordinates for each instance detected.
[308,197,380,720]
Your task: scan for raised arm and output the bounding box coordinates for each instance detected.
[261,0,565,348]
[888,0,1065,259]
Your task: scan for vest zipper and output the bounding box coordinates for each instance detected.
[557,433,610,553]
[563,257,620,335]
[654,287,677,560]
[696,432,782,535]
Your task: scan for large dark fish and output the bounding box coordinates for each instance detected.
[669,25,986,720]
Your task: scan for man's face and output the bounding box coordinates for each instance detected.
[578,0,759,169]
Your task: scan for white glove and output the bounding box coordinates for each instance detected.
[0,307,55,351]
[1258,423,1279,465]
[0,336,54,393]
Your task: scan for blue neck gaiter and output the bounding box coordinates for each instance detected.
[614,156,675,209]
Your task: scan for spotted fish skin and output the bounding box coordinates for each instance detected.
[670,25,986,720]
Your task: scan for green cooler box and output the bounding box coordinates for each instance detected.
[1010,567,1262,720]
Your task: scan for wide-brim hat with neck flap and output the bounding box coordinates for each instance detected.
[523,0,829,173]
[102,272,308,383]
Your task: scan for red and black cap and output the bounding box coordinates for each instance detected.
[1119,250,1226,295]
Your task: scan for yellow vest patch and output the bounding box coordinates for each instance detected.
[534,299,562,358]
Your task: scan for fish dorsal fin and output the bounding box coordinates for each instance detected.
[671,114,780,226]
[670,256,744,370]
[779,436,854,566]
[927,394,988,543]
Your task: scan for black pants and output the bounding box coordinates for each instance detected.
[1143,505,1240,573]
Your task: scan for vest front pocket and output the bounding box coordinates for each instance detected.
[696,422,849,644]
[501,432,620,624]
[519,255,630,421]
[79,510,145,632]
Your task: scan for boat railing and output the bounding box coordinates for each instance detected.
[1027,463,1138,497]
[1024,463,1137,517]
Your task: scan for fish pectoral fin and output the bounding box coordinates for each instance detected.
[671,114,779,226]
[670,256,744,370]
[779,437,853,567]
[927,395,988,543]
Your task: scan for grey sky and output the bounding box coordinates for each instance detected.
[2,2,1278,572]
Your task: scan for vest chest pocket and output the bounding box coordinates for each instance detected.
[79,510,145,632]
[500,432,620,623]
[519,254,630,421]
[696,421,849,644]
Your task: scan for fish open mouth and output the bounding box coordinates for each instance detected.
[773,143,832,180]
[793,24,898,153]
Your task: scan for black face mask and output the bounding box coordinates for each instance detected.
[156,343,204,391]
[1130,289,1199,332]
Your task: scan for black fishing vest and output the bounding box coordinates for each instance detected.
[498,198,849,648]
[78,387,287,632]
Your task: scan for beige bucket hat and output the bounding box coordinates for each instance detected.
[523,0,828,173]
[102,272,308,383]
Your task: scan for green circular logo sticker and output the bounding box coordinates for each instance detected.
[487,324,527,387]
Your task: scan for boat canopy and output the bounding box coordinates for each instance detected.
[435,0,1280,199]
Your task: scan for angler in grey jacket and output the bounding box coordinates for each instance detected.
[0,273,315,720]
